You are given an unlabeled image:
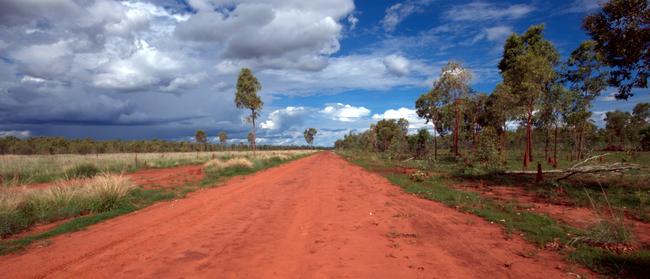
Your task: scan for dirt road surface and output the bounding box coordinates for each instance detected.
[0,152,587,278]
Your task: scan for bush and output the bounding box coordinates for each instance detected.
[203,158,254,172]
[66,163,100,179]
[473,127,500,167]
[387,138,410,160]
[0,174,134,236]
[572,219,632,246]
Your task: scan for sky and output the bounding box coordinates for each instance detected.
[0,0,648,146]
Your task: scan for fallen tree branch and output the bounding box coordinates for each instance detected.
[570,153,611,169]
[505,162,640,181]
[505,170,564,174]
[556,163,640,181]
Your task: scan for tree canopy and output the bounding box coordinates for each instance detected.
[235,68,263,151]
[218,131,228,145]
[303,128,317,146]
[583,0,649,99]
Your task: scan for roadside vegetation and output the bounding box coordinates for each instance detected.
[0,150,323,187]
[0,150,315,254]
[335,2,649,276]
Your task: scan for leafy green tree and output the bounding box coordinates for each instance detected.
[397,118,409,136]
[436,61,472,157]
[604,110,631,147]
[629,102,650,151]
[583,0,649,99]
[415,87,445,159]
[464,92,488,150]
[195,130,207,154]
[235,68,263,151]
[484,83,517,165]
[499,25,559,168]
[374,119,408,152]
[218,131,228,146]
[547,84,576,166]
[640,127,650,151]
[195,130,207,145]
[474,127,500,168]
[303,128,317,147]
[411,128,431,159]
[562,40,609,160]
[631,102,650,125]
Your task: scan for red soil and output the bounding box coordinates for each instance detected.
[0,152,590,278]
[127,164,204,189]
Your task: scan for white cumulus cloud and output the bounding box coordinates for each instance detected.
[260,106,309,130]
[383,54,411,76]
[372,107,429,130]
[321,103,370,122]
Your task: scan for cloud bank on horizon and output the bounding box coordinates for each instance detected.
[0,0,647,146]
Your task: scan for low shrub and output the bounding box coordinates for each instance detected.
[66,163,100,179]
[0,174,134,237]
[203,158,254,172]
[570,219,632,247]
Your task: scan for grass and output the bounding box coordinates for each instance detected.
[0,150,315,255]
[407,148,650,223]
[66,163,100,179]
[203,157,254,171]
[337,150,650,278]
[0,187,174,254]
[569,247,650,277]
[0,174,136,237]
[575,219,633,246]
[0,150,314,186]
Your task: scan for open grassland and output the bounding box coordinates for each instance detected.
[0,150,316,252]
[0,150,315,186]
[337,150,650,278]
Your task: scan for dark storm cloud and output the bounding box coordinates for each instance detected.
[0,0,434,144]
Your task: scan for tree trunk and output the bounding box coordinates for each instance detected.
[433,123,438,160]
[553,123,558,168]
[454,102,460,157]
[524,101,533,168]
[577,121,586,161]
[527,101,533,163]
[473,121,479,153]
[501,127,507,166]
[251,109,257,153]
[544,129,549,163]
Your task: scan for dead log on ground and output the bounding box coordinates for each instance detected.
[504,153,640,181]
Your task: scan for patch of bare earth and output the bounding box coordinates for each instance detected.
[127,164,203,189]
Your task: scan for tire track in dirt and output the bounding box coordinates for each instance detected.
[0,152,590,278]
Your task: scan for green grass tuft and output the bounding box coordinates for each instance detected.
[66,163,100,179]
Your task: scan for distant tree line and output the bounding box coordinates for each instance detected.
[0,137,325,155]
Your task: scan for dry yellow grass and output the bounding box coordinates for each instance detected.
[0,174,135,215]
[203,158,254,171]
[1,150,317,186]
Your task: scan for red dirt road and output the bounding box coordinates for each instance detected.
[0,152,587,278]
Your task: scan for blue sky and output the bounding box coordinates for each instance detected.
[0,0,648,146]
